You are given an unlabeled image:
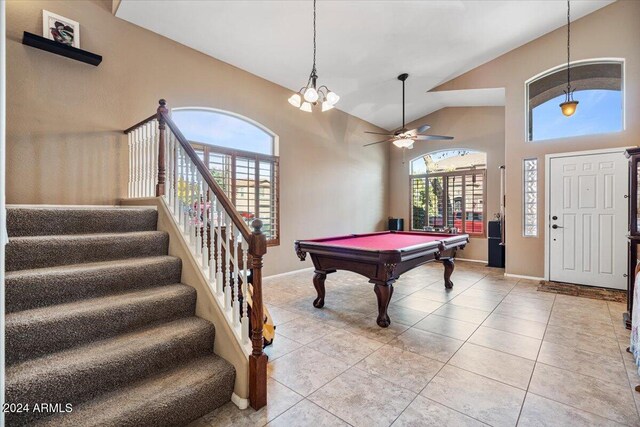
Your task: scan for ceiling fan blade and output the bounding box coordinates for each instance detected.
[417,124,431,133]
[364,131,395,136]
[363,139,391,147]
[415,135,454,140]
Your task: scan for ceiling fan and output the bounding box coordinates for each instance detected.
[364,73,454,149]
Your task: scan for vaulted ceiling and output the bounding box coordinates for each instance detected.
[116,0,612,130]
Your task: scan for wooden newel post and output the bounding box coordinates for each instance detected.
[156,99,168,197]
[248,218,268,410]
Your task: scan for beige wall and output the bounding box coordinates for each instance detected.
[5,0,389,276]
[429,1,640,278]
[389,107,505,262]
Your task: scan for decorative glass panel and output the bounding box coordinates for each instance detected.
[523,158,538,236]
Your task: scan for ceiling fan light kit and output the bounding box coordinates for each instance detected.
[288,0,339,113]
[363,73,454,149]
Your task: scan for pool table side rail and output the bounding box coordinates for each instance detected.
[294,233,469,265]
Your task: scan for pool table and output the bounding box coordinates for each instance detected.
[294,231,469,327]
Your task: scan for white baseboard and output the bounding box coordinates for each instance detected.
[457,258,488,264]
[265,266,314,279]
[504,273,544,281]
[231,393,249,410]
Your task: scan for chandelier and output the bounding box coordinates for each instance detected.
[287,0,339,112]
[559,0,578,117]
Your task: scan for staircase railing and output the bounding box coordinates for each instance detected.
[124,99,267,410]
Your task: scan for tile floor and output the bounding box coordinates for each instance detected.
[191,261,640,427]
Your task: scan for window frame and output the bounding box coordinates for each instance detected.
[524,58,626,143]
[410,168,487,238]
[191,140,280,246]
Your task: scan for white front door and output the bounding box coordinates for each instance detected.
[548,151,628,289]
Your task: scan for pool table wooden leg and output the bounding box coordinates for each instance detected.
[443,258,454,289]
[374,283,394,328]
[313,272,326,308]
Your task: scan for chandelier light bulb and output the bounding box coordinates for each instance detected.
[304,87,319,103]
[321,101,334,112]
[326,91,340,106]
[288,93,302,108]
[300,102,313,112]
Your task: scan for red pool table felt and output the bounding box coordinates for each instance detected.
[308,232,453,251]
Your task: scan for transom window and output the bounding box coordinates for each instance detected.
[527,60,624,141]
[410,150,487,236]
[172,109,279,244]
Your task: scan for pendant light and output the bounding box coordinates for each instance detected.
[287,0,339,112]
[559,0,578,117]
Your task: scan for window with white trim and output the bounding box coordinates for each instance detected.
[523,158,538,237]
[410,150,487,236]
[172,109,279,244]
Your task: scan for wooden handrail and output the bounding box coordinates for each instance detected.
[124,113,157,134]
[158,105,252,241]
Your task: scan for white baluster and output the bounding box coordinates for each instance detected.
[209,192,217,281]
[172,134,179,215]
[194,172,202,257]
[142,124,148,196]
[241,236,249,344]
[201,180,209,269]
[142,126,147,196]
[150,121,157,197]
[216,209,224,296]
[128,132,133,197]
[232,231,241,327]
[144,123,149,196]
[225,221,233,312]
[135,128,142,197]
[182,154,189,233]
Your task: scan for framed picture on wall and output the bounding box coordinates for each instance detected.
[42,10,80,48]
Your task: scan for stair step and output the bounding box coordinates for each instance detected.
[33,355,235,427]
[6,318,218,426]
[6,231,169,272]
[5,256,182,312]
[6,284,196,364]
[7,207,158,237]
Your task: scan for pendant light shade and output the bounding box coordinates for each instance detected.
[560,0,578,117]
[288,0,339,113]
[288,93,302,108]
[560,100,579,117]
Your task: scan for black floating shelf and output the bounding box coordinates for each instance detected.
[22,31,102,66]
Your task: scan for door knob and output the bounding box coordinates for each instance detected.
[552,224,563,229]
[552,215,558,220]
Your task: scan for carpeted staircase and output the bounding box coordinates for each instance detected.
[5,207,235,426]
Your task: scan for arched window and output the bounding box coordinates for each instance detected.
[526,60,624,141]
[410,150,487,236]
[172,108,279,244]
